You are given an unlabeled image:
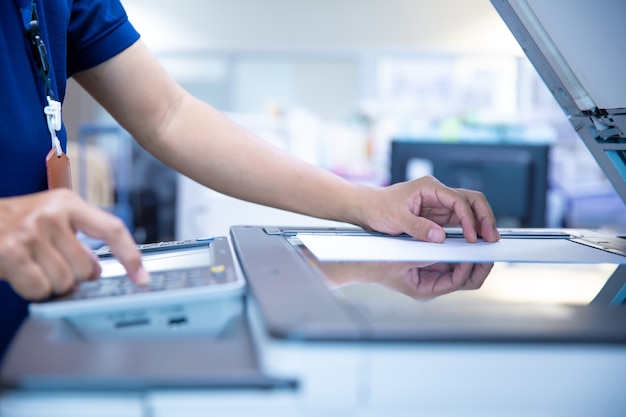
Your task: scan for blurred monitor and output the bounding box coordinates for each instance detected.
[390,140,550,228]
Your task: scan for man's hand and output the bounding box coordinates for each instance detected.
[358,175,500,243]
[0,189,147,301]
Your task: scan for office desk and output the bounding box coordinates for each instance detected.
[2,292,626,417]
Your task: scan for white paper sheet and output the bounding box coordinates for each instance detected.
[297,234,626,263]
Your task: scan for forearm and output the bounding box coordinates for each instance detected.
[74,41,370,227]
[146,94,370,226]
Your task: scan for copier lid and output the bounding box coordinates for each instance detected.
[492,0,626,204]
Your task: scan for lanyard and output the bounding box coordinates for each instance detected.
[17,0,71,190]
[23,0,63,156]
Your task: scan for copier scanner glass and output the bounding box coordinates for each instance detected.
[229,226,626,344]
[286,234,626,342]
[295,243,619,309]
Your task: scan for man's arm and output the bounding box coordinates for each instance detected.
[73,41,364,223]
[74,40,499,243]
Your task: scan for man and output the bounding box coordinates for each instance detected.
[0,0,499,353]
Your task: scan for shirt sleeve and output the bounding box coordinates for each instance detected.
[66,0,140,76]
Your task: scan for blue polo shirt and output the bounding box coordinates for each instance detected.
[0,0,140,359]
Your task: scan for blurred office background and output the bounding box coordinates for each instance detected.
[63,0,626,243]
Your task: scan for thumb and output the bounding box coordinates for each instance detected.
[402,213,445,243]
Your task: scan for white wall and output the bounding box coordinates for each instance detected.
[121,0,521,55]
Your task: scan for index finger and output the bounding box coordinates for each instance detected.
[458,190,500,242]
[69,200,149,284]
[433,188,480,242]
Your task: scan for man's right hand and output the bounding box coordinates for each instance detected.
[0,189,147,301]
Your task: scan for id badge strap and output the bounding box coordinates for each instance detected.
[44,97,71,189]
[46,147,72,189]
